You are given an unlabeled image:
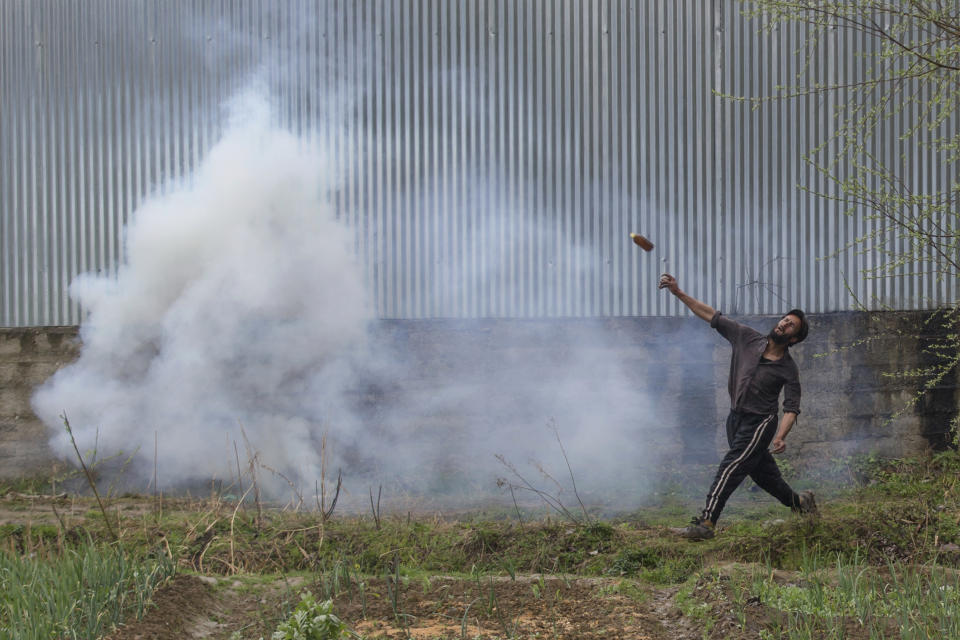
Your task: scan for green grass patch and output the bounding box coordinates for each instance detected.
[607,544,703,584]
[0,540,176,640]
[740,546,960,639]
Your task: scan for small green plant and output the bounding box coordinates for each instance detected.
[530,574,546,599]
[673,573,718,638]
[595,579,647,601]
[270,592,355,640]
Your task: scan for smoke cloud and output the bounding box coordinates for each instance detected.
[33,91,703,512]
[33,96,373,490]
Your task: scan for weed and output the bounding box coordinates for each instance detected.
[530,574,546,599]
[501,557,517,580]
[584,520,615,541]
[608,546,702,584]
[595,579,648,601]
[369,485,382,530]
[265,591,356,640]
[608,548,660,576]
[640,555,702,585]
[674,571,720,637]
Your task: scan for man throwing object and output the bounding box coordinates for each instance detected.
[658,273,817,540]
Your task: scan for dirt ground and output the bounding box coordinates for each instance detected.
[104,573,699,640]
[102,568,893,640]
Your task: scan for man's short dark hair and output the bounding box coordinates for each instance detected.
[786,308,809,344]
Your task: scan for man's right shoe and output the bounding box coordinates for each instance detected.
[797,490,818,515]
[677,517,715,541]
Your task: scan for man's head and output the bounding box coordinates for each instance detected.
[769,308,809,346]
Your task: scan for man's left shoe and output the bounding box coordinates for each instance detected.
[675,517,715,541]
[797,490,818,515]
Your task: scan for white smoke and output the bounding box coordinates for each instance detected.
[33,96,371,489]
[33,92,699,511]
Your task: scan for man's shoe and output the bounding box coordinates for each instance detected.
[797,490,818,515]
[677,517,715,541]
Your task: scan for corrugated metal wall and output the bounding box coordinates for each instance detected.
[2,1,956,325]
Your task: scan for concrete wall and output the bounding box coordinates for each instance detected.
[0,327,80,476]
[774,312,958,460]
[1,311,957,479]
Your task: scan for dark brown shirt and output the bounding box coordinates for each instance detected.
[710,311,801,416]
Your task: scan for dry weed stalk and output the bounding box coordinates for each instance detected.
[495,420,592,526]
[159,534,173,559]
[317,433,342,522]
[369,485,382,530]
[104,447,140,500]
[495,455,583,524]
[506,483,524,530]
[61,413,118,542]
[547,418,591,523]
[184,503,223,546]
[153,430,159,516]
[258,460,304,512]
[197,536,218,573]
[50,502,67,532]
[115,504,125,539]
[229,483,255,573]
[239,426,263,529]
[233,440,244,496]
[314,475,343,524]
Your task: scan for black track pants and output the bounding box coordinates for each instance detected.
[700,410,800,524]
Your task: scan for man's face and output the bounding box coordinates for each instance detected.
[769,314,802,345]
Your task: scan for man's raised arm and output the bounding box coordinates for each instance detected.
[658,273,716,323]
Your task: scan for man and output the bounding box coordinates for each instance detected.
[658,273,817,541]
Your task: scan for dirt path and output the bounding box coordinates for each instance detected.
[104,572,722,640]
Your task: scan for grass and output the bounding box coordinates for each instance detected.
[674,570,721,636]
[1,449,959,638]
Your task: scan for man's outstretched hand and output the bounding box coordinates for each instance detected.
[658,273,679,294]
[658,273,716,323]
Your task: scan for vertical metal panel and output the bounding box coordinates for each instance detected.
[1,0,957,325]
[1,0,14,324]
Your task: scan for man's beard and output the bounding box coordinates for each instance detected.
[768,329,792,345]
